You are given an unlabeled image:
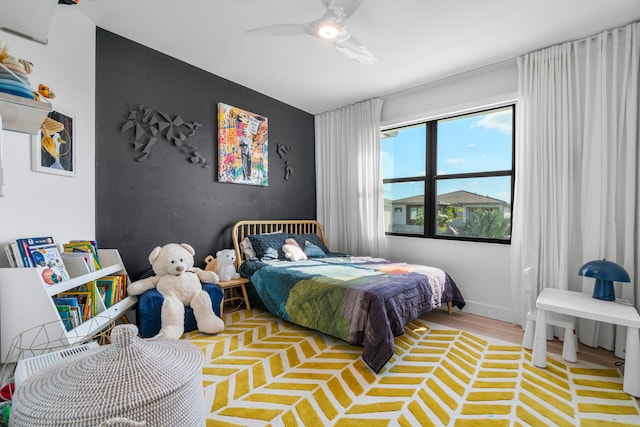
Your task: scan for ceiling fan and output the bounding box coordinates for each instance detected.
[246,0,377,65]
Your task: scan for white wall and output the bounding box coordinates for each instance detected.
[0,7,95,268]
[380,60,518,323]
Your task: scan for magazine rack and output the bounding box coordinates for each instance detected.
[0,249,137,363]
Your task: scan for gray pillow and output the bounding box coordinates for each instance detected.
[291,233,329,254]
[248,233,289,260]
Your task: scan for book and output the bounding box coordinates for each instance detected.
[11,240,28,267]
[56,305,73,331]
[97,275,124,308]
[63,241,102,270]
[29,243,71,284]
[96,277,114,308]
[58,291,92,321]
[69,306,81,328]
[53,296,83,326]
[4,244,16,268]
[16,237,56,268]
[61,251,95,275]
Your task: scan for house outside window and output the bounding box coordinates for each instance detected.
[382,105,514,243]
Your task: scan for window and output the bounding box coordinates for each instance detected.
[382,105,514,243]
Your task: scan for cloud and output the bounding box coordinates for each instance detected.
[447,158,465,163]
[467,143,476,147]
[473,110,512,134]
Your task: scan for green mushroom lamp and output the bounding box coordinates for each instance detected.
[579,259,630,301]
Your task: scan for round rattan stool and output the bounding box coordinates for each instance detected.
[10,324,205,427]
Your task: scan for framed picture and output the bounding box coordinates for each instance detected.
[32,109,75,176]
[217,103,268,186]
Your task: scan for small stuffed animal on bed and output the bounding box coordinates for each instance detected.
[215,249,240,281]
[127,243,224,339]
[282,238,307,261]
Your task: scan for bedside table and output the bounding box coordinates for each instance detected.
[218,278,251,315]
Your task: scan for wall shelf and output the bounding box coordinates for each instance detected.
[0,91,52,135]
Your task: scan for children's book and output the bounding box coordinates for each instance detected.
[53,296,83,322]
[56,305,73,331]
[10,240,28,267]
[4,244,16,268]
[96,277,115,308]
[69,306,81,328]
[16,237,56,268]
[61,251,95,274]
[29,243,71,284]
[63,241,102,270]
[58,291,92,321]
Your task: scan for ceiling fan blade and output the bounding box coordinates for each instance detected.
[335,35,377,65]
[321,0,362,19]
[246,23,310,37]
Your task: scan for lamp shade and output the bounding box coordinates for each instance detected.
[579,259,630,301]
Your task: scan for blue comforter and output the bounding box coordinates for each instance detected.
[240,256,465,372]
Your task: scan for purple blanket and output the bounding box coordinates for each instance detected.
[241,256,465,372]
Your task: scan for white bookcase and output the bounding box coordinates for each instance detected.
[0,249,137,363]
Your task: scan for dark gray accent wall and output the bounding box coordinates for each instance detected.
[95,29,316,278]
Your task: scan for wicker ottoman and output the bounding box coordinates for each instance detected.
[10,324,205,427]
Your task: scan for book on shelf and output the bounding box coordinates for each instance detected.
[28,242,71,284]
[96,275,126,308]
[61,251,96,273]
[16,236,55,268]
[53,295,81,314]
[10,239,29,267]
[63,240,102,271]
[5,237,71,284]
[58,291,92,322]
[4,244,17,268]
[56,305,74,331]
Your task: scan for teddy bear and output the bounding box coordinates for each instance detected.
[215,249,240,281]
[127,243,225,339]
[282,238,307,261]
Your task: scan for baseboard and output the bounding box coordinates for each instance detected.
[455,300,514,324]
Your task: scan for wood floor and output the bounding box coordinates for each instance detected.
[422,307,626,371]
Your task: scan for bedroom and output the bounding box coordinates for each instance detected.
[1,0,636,321]
[0,1,638,424]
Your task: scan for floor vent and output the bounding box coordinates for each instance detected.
[14,341,99,389]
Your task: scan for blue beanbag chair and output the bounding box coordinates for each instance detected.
[135,269,223,338]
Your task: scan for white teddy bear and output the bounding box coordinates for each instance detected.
[127,243,225,339]
[216,249,241,281]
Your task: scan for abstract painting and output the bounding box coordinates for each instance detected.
[217,103,268,186]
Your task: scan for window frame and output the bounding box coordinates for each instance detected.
[382,104,516,244]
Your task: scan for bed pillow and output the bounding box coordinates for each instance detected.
[290,233,329,254]
[303,241,327,258]
[248,232,289,260]
[240,237,258,261]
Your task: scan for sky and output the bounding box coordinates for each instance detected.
[381,107,513,203]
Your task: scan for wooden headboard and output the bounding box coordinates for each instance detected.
[231,220,327,269]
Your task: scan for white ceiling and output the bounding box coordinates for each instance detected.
[76,0,640,115]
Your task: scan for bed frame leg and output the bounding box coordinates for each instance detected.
[447,301,453,314]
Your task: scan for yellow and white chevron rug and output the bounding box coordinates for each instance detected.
[183,309,640,427]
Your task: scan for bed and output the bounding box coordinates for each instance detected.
[231,219,465,373]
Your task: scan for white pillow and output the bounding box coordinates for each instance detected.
[240,237,258,260]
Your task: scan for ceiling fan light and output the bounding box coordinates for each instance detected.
[318,24,338,39]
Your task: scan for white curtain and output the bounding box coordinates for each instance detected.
[315,98,386,257]
[511,22,639,351]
